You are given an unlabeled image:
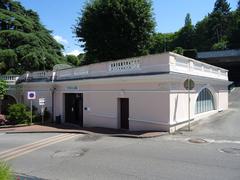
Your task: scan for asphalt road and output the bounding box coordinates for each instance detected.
[0,88,239,180]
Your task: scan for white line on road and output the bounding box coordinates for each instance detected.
[0,133,81,161]
[164,137,240,145]
[205,139,240,144]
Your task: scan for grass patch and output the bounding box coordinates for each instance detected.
[0,161,14,180]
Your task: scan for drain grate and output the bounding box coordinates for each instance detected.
[188,138,208,144]
[220,148,240,155]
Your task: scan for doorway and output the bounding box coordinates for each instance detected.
[65,93,83,127]
[119,98,129,129]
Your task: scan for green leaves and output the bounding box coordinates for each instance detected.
[0,1,64,74]
[7,103,32,124]
[74,0,154,63]
[213,0,231,15]
[0,79,8,99]
[0,161,14,180]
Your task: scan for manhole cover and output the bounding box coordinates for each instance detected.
[51,148,89,158]
[188,138,208,144]
[220,148,240,155]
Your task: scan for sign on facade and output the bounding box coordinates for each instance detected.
[184,79,195,90]
[27,91,36,100]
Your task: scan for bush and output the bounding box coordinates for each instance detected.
[7,103,33,125]
[173,47,184,55]
[0,161,14,180]
[212,40,228,50]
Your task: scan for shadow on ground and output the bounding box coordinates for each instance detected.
[42,123,164,137]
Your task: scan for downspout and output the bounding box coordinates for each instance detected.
[51,71,56,123]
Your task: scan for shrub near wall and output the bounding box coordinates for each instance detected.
[7,103,32,125]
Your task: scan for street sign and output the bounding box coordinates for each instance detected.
[39,98,46,124]
[39,98,45,106]
[184,79,195,90]
[27,91,36,100]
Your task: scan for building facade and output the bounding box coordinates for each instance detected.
[2,52,230,132]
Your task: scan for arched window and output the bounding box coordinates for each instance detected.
[1,95,17,114]
[195,88,215,114]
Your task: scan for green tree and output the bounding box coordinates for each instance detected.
[0,0,65,74]
[174,13,195,49]
[194,17,212,51]
[74,0,155,63]
[209,0,231,44]
[0,79,8,113]
[149,33,176,54]
[65,55,79,66]
[185,13,192,27]
[228,8,240,48]
[194,0,231,51]
[238,0,240,10]
[213,0,231,14]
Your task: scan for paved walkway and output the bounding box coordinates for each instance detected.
[0,123,166,138]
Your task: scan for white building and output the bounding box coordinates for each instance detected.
[2,52,230,132]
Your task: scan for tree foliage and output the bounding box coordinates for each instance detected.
[0,79,7,99]
[150,0,240,54]
[0,0,65,74]
[65,55,80,66]
[74,0,155,63]
[7,103,32,124]
[174,13,195,49]
[149,33,176,54]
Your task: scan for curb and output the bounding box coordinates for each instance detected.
[0,124,30,129]
[5,130,167,139]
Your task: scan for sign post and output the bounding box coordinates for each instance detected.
[27,91,36,125]
[184,79,195,131]
[39,98,45,124]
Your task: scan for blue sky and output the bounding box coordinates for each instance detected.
[19,0,238,56]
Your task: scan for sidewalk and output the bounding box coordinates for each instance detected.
[0,123,167,138]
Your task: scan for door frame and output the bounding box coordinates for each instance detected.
[118,98,129,130]
[64,93,83,127]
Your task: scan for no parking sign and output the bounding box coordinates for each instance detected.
[27,91,36,100]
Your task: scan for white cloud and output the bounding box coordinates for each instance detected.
[53,35,69,44]
[65,49,84,56]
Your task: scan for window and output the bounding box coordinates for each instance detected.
[195,88,215,114]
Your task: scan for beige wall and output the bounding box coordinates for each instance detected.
[169,81,229,129]
[14,75,229,132]
[54,80,170,131]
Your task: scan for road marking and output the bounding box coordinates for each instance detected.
[166,137,240,145]
[0,133,80,161]
[0,133,73,159]
[205,139,240,144]
[0,133,67,156]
